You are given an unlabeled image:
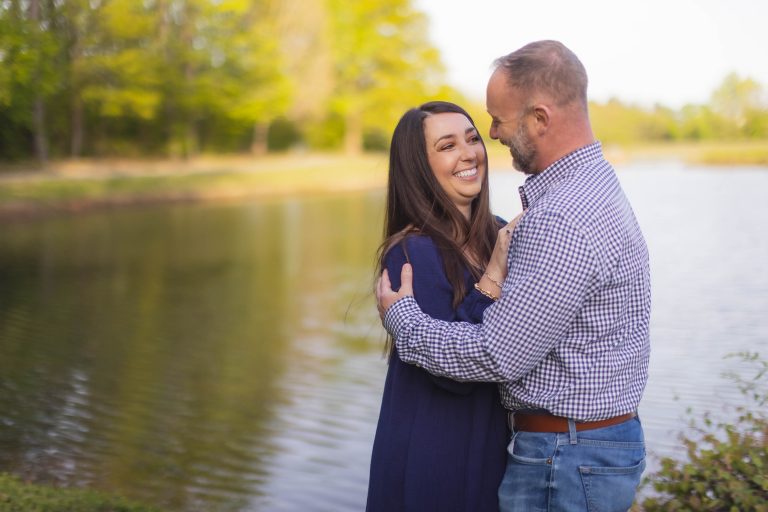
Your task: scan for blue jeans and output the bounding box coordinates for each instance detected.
[498,416,645,512]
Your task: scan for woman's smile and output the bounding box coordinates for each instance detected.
[453,167,478,179]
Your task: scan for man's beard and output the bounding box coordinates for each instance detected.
[503,121,537,174]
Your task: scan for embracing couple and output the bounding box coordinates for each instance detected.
[366,40,651,512]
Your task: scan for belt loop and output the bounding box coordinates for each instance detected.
[567,418,577,444]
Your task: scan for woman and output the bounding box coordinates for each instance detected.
[366,101,515,511]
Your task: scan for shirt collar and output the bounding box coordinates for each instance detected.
[518,141,604,209]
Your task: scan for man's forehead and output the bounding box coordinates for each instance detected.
[486,74,523,112]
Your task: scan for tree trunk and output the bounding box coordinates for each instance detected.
[183,119,198,159]
[344,111,363,155]
[251,122,268,156]
[32,98,48,165]
[70,95,83,157]
[69,24,84,158]
[29,0,48,165]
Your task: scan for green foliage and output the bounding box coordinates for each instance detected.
[1,1,766,160]
[640,352,768,511]
[710,73,765,129]
[0,473,161,512]
[267,117,301,151]
[303,113,346,150]
[325,0,450,152]
[591,74,768,146]
[0,1,61,129]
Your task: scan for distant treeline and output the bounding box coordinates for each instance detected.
[590,73,768,145]
[1,1,766,163]
[0,0,453,162]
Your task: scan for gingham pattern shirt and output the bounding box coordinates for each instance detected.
[385,142,651,421]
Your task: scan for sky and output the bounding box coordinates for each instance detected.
[415,0,768,108]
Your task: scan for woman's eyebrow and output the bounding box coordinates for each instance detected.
[435,127,475,144]
[433,133,457,144]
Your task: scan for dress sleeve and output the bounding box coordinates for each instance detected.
[383,236,478,395]
[454,284,495,324]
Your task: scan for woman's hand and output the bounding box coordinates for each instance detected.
[478,211,525,297]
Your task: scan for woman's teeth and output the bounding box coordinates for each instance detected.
[454,168,477,178]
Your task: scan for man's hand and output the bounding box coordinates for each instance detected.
[375,263,414,321]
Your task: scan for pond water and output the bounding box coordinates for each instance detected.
[1,162,767,511]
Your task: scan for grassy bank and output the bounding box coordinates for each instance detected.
[611,140,768,165]
[0,473,161,511]
[1,141,766,219]
[0,153,389,219]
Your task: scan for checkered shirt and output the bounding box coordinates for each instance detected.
[385,142,651,421]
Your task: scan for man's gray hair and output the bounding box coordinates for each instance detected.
[494,40,588,109]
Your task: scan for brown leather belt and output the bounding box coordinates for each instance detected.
[510,411,636,433]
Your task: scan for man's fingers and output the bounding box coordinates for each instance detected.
[375,270,389,321]
[380,269,391,295]
[400,263,413,296]
[376,265,414,322]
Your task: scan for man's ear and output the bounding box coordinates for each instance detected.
[531,104,551,135]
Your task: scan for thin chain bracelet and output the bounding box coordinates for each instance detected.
[474,282,498,301]
[484,272,503,289]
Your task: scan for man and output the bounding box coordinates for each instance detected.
[376,40,650,511]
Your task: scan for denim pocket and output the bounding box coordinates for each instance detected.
[579,458,645,512]
[508,431,555,465]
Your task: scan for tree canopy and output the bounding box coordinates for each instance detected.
[0,0,456,161]
[1,1,766,162]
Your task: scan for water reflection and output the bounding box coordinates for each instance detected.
[1,165,768,510]
[0,193,386,510]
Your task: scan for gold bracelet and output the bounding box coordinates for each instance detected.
[483,272,504,289]
[474,282,498,301]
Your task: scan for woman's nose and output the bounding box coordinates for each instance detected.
[460,143,476,161]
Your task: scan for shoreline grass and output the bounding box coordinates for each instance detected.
[0,473,162,511]
[606,140,768,165]
[1,141,766,220]
[0,153,390,220]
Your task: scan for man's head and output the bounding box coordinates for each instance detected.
[486,40,593,174]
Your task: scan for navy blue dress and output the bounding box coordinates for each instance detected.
[366,235,509,512]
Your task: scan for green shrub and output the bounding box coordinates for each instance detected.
[0,474,162,512]
[640,352,768,511]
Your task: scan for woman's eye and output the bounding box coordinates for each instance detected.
[441,144,454,150]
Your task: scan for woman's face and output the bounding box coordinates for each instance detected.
[423,112,486,219]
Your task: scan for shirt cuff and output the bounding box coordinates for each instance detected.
[383,295,421,339]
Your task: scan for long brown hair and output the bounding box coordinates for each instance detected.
[376,101,499,310]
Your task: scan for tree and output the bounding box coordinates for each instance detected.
[0,0,60,163]
[75,0,161,154]
[710,72,766,132]
[326,0,447,154]
[214,0,291,155]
